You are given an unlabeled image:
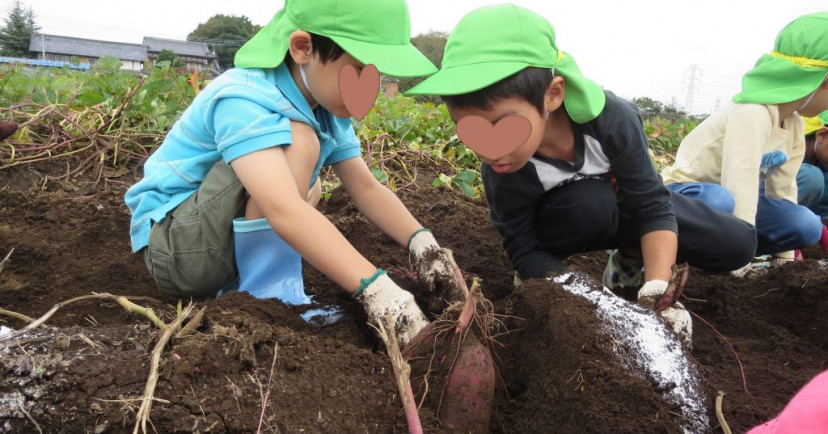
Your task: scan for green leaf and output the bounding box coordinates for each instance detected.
[454,170,477,184]
[370,167,388,183]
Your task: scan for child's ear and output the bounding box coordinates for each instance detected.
[543,76,565,113]
[288,30,313,65]
[817,127,828,141]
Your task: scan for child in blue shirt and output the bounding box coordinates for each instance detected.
[125,0,460,345]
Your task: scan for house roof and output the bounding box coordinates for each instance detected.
[143,37,217,59]
[29,34,145,62]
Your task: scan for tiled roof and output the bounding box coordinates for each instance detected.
[29,34,145,61]
[143,37,217,59]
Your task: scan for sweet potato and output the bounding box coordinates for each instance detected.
[439,337,496,432]
[403,269,496,433]
[0,122,18,142]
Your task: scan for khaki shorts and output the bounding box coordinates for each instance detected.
[142,160,245,298]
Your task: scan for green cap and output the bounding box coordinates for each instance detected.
[406,4,605,123]
[234,0,436,78]
[733,12,828,104]
[821,110,828,125]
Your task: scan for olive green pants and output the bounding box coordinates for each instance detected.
[142,160,245,298]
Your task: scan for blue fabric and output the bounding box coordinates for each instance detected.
[755,182,822,253]
[233,218,307,303]
[811,170,828,218]
[669,179,822,254]
[797,163,828,218]
[232,218,344,325]
[759,150,788,177]
[125,64,362,252]
[666,182,735,214]
[796,163,825,207]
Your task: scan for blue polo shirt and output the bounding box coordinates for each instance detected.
[125,64,362,252]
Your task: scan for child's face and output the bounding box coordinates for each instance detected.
[302,52,367,118]
[448,97,548,174]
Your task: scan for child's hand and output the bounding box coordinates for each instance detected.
[408,229,464,303]
[355,271,428,347]
[638,280,693,348]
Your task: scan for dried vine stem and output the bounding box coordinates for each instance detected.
[0,293,163,343]
[374,312,423,434]
[0,248,13,273]
[0,308,42,328]
[715,391,732,434]
[256,341,280,434]
[133,303,194,434]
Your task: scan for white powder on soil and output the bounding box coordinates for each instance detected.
[551,272,709,434]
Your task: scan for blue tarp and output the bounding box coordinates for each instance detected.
[0,56,91,70]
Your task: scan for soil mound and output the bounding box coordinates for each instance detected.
[1,170,827,433]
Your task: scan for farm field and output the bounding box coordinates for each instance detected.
[1,165,826,433]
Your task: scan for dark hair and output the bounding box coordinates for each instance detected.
[284,32,346,65]
[442,67,555,114]
[310,33,345,63]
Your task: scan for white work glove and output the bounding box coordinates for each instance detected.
[602,249,643,290]
[637,280,693,348]
[408,229,463,303]
[731,250,801,278]
[354,270,428,347]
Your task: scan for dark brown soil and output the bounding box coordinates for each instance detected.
[1,166,827,433]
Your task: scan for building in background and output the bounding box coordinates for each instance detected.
[143,37,220,75]
[28,34,144,71]
[22,34,221,76]
[380,75,399,99]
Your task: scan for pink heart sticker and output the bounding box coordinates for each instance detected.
[455,115,532,161]
[339,64,380,121]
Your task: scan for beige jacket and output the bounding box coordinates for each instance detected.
[661,102,804,226]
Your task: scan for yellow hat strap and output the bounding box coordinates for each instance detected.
[770,51,828,68]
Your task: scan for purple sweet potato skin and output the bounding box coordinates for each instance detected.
[0,122,18,141]
[440,338,496,433]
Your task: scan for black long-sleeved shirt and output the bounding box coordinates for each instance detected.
[483,91,677,279]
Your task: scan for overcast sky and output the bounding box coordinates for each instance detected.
[3,0,825,114]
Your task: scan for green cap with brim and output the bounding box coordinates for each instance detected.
[406,4,605,124]
[733,12,828,104]
[234,0,437,78]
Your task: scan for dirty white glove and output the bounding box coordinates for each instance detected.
[731,250,801,278]
[730,261,770,278]
[638,280,693,348]
[408,229,463,302]
[602,249,643,290]
[354,270,428,347]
